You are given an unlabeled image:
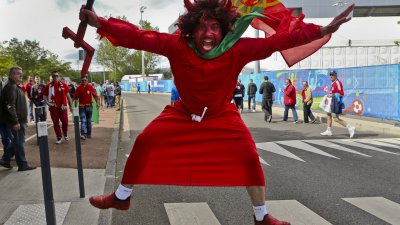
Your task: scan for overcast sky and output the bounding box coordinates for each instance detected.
[1,0,399,72]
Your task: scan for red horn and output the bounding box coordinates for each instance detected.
[184,0,194,12]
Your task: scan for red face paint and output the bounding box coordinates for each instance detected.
[192,19,223,54]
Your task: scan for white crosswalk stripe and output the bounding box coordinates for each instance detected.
[376,138,400,145]
[164,197,400,225]
[266,200,332,225]
[276,140,339,159]
[256,142,305,162]
[330,139,398,155]
[164,202,221,225]
[352,139,400,150]
[304,140,371,157]
[256,138,399,165]
[259,156,270,166]
[342,197,400,225]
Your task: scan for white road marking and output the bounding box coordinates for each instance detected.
[266,200,332,225]
[304,140,371,157]
[352,139,400,149]
[330,139,398,155]
[259,156,270,166]
[256,142,305,162]
[276,140,339,159]
[164,202,221,225]
[342,197,400,225]
[375,138,400,145]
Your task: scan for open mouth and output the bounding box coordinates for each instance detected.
[202,39,214,51]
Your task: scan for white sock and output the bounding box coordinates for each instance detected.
[115,184,133,200]
[346,124,352,129]
[327,127,332,131]
[253,205,268,221]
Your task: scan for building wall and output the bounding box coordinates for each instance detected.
[281,0,400,18]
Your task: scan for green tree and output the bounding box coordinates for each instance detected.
[96,17,161,81]
[0,42,16,76]
[1,38,78,82]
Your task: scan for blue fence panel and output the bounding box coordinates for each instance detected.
[239,64,400,121]
[120,65,399,120]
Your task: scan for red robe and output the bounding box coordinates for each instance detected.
[97,17,322,186]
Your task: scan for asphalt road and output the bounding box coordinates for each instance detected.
[112,92,400,225]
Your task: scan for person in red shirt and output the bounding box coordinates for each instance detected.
[282,79,298,123]
[43,71,73,144]
[80,1,355,224]
[73,76,99,140]
[321,70,355,138]
[24,76,34,123]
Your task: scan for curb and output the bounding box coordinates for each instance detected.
[98,99,124,225]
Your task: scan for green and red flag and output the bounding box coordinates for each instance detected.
[233,0,331,67]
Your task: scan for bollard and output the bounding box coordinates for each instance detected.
[35,106,46,145]
[73,107,85,198]
[36,120,57,225]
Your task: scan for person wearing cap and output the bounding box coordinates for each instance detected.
[43,71,73,144]
[321,70,355,138]
[74,76,99,140]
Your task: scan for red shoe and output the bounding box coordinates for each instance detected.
[254,214,291,225]
[89,192,130,210]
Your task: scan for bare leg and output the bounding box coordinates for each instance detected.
[333,115,348,127]
[327,113,332,128]
[246,186,265,206]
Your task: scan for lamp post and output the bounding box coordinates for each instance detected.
[140,6,147,76]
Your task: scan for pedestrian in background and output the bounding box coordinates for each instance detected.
[233,80,245,112]
[74,76,99,140]
[96,82,104,108]
[247,79,257,112]
[114,82,122,111]
[0,67,36,171]
[301,81,316,123]
[24,75,34,123]
[31,76,47,121]
[282,79,298,123]
[105,81,115,107]
[0,76,12,161]
[67,80,76,107]
[43,71,73,144]
[171,84,180,104]
[147,83,151,94]
[136,83,141,94]
[259,76,275,123]
[321,70,355,138]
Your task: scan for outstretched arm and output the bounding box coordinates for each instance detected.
[79,7,175,57]
[321,3,355,36]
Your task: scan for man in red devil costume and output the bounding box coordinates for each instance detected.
[80,1,354,224]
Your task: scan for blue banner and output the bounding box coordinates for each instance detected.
[120,65,400,120]
[238,65,400,121]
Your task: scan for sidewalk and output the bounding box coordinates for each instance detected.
[0,106,121,225]
[266,105,400,135]
[244,101,400,136]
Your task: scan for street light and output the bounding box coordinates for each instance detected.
[140,6,147,76]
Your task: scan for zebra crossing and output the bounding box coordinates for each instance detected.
[162,197,400,225]
[256,138,400,164]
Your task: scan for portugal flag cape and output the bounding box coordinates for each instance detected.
[194,0,331,67]
[238,0,331,67]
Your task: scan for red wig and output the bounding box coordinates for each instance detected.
[178,0,240,38]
